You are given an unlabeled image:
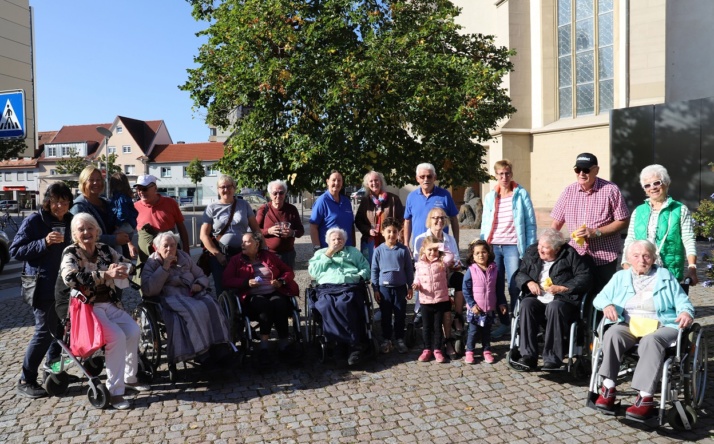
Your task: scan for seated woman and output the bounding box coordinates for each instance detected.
[141,232,232,367]
[222,232,299,365]
[308,227,371,366]
[512,228,591,371]
[593,240,694,420]
[56,213,149,410]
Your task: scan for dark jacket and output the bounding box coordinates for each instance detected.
[71,194,119,246]
[9,209,72,307]
[514,243,592,306]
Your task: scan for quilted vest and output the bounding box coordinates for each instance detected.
[633,198,684,280]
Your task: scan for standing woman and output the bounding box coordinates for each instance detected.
[256,179,304,269]
[310,170,356,250]
[480,159,537,338]
[354,171,404,263]
[200,174,260,295]
[71,165,131,251]
[623,164,697,285]
[11,183,73,398]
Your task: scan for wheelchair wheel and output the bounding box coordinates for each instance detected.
[667,404,698,431]
[87,379,110,409]
[218,291,242,345]
[685,324,708,409]
[44,371,70,396]
[133,304,162,372]
[85,356,105,378]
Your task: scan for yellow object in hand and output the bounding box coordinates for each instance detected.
[571,224,586,246]
[544,277,553,289]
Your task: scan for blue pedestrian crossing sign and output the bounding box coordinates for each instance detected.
[0,90,26,140]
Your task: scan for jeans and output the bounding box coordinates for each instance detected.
[466,317,492,353]
[21,299,61,383]
[493,244,520,325]
[93,303,141,396]
[209,254,227,296]
[378,285,407,340]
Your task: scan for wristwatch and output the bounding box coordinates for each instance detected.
[595,229,602,238]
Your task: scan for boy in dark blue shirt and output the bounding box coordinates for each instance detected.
[371,218,414,354]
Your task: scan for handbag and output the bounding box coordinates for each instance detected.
[199,199,238,276]
[69,295,105,359]
[20,266,38,306]
[629,316,659,338]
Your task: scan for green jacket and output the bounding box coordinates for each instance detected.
[308,246,370,285]
[633,197,684,280]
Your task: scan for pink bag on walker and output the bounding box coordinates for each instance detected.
[69,295,105,359]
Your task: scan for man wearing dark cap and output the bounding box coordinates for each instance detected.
[550,153,630,296]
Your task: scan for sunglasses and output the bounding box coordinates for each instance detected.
[574,167,592,174]
[643,180,663,190]
[135,184,155,192]
[271,190,286,196]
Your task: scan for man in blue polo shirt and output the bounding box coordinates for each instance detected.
[403,163,460,251]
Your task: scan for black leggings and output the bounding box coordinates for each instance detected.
[421,301,452,351]
[248,293,291,339]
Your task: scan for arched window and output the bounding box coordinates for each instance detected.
[558,0,614,118]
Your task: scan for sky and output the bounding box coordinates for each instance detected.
[31,0,210,143]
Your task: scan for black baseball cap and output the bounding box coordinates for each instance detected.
[574,153,598,169]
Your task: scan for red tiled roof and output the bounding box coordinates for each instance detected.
[51,123,111,144]
[151,142,225,163]
[35,130,58,158]
[0,157,38,168]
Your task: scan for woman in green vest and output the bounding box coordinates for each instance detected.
[622,164,698,284]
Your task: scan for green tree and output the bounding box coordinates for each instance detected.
[56,148,89,189]
[186,157,207,212]
[0,139,28,160]
[96,153,122,175]
[182,0,515,191]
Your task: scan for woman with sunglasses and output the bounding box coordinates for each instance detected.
[256,180,304,269]
[622,164,698,285]
[200,175,260,295]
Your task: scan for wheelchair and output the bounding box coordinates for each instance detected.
[217,290,304,363]
[506,292,595,378]
[304,280,379,364]
[585,318,708,430]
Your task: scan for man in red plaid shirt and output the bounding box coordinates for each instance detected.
[550,153,630,296]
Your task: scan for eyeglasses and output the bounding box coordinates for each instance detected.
[643,180,663,190]
[418,174,434,180]
[50,200,69,206]
[574,167,591,174]
[271,190,286,196]
[496,172,512,177]
[430,216,447,221]
[218,185,234,190]
[135,184,155,192]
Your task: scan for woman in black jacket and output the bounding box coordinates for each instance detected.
[10,183,73,398]
[512,228,592,371]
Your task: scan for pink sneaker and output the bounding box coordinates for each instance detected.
[483,350,495,364]
[433,349,447,363]
[464,351,475,364]
[418,349,433,362]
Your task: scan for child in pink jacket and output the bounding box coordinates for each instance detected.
[412,235,454,363]
[462,240,507,364]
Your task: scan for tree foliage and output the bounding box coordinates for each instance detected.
[182,0,516,191]
[0,139,28,160]
[186,157,206,211]
[96,153,122,175]
[56,148,89,189]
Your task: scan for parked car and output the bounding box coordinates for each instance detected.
[0,200,19,212]
[0,230,9,273]
[237,192,268,213]
[350,187,366,201]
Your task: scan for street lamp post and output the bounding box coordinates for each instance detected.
[95,126,113,196]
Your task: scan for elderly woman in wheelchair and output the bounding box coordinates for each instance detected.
[141,232,233,369]
[591,239,696,422]
[308,227,372,366]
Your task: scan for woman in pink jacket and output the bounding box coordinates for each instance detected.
[412,236,454,363]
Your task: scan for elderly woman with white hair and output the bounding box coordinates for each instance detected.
[511,228,592,371]
[354,170,404,263]
[141,231,232,368]
[308,227,371,365]
[593,239,694,420]
[55,213,148,410]
[623,164,698,285]
[256,179,304,269]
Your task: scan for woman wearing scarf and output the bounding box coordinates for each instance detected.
[480,160,537,339]
[355,171,405,264]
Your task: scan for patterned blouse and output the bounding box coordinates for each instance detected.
[60,242,132,305]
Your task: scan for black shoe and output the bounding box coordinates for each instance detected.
[347,350,362,366]
[542,361,563,371]
[513,356,537,371]
[17,380,47,399]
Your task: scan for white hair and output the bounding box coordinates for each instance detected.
[268,179,288,194]
[626,239,657,261]
[362,171,387,190]
[416,163,436,176]
[325,227,348,244]
[152,231,180,249]
[639,164,671,188]
[538,228,567,250]
[71,213,102,243]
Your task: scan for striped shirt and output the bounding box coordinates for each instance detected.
[551,177,630,265]
[490,195,517,245]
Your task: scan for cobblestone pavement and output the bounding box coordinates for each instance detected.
[1,228,713,443]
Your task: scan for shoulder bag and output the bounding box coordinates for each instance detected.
[198,199,237,276]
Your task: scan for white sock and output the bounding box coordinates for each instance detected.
[640,391,653,397]
[603,379,615,389]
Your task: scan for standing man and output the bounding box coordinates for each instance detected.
[403,163,460,250]
[550,153,630,296]
[133,175,190,279]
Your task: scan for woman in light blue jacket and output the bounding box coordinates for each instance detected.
[591,240,694,420]
[480,160,536,338]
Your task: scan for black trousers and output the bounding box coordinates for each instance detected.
[248,293,291,338]
[519,297,578,364]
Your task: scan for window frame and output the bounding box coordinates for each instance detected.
[160,167,172,178]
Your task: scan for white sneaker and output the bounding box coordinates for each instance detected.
[395,339,408,354]
[111,395,130,410]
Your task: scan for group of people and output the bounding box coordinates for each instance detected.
[11,155,700,419]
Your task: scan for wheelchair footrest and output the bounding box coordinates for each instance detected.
[586,391,620,416]
[624,410,662,426]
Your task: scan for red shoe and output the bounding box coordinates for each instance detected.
[625,394,657,420]
[594,386,617,412]
[433,349,447,363]
[418,349,433,362]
